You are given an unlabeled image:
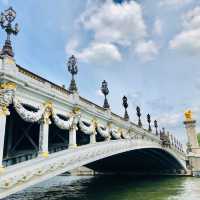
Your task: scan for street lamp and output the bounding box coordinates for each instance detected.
[154,120,158,135]
[122,96,129,121]
[101,80,110,109]
[67,55,78,93]
[0,7,19,57]
[147,113,152,132]
[136,106,142,127]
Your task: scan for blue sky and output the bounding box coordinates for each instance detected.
[1,0,200,143]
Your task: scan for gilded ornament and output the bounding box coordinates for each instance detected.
[43,101,53,109]
[184,110,192,121]
[0,82,16,90]
[41,151,49,158]
[42,101,53,124]
[92,118,97,129]
[0,105,10,116]
[72,106,80,114]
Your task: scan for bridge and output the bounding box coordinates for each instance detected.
[0,6,191,199]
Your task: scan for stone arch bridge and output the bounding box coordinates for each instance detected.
[0,56,187,199]
[0,6,187,199]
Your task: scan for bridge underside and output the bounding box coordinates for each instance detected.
[86,148,185,174]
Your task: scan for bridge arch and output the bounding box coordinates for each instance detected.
[78,140,187,174]
[86,147,186,174]
[0,139,187,199]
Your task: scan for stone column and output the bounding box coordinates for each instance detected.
[184,111,200,154]
[38,103,52,158]
[90,133,96,144]
[39,120,49,158]
[0,82,16,172]
[0,111,7,173]
[69,124,77,148]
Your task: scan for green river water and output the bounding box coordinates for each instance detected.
[3,175,200,200]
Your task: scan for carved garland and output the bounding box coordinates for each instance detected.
[97,124,110,138]
[79,118,97,135]
[121,130,130,139]
[1,88,126,141]
[13,98,44,123]
[52,112,73,130]
[111,128,122,139]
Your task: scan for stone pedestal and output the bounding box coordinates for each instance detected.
[184,120,200,154]
[188,155,200,176]
[184,114,200,176]
[0,55,18,76]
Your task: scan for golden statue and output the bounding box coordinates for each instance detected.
[184,110,192,121]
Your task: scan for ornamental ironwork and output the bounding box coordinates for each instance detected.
[147,113,152,132]
[154,120,158,135]
[0,7,19,57]
[101,80,110,109]
[67,55,78,93]
[136,106,142,127]
[122,96,129,121]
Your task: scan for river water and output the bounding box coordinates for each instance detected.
[3,175,200,200]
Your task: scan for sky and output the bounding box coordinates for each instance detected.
[0,0,200,144]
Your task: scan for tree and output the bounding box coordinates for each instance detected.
[198,133,200,145]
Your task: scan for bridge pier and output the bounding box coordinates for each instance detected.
[184,111,200,176]
[0,113,7,172]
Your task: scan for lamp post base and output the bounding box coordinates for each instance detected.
[1,40,14,58]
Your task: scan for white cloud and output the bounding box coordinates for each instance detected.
[159,0,192,7]
[183,6,200,30]
[65,38,79,55]
[170,29,200,54]
[66,40,122,63]
[153,18,163,36]
[158,113,181,127]
[80,0,147,46]
[66,0,159,64]
[170,6,200,54]
[134,40,159,62]
[77,42,122,63]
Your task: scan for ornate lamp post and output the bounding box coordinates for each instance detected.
[0,7,19,57]
[147,114,152,132]
[136,106,142,127]
[101,80,110,109]
[154,120,158,135]
[159,130,162,138]
[170,134,173,146]
[122,96,129,121]
[67,55,78,93]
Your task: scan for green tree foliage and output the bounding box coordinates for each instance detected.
[198,133,200,145]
